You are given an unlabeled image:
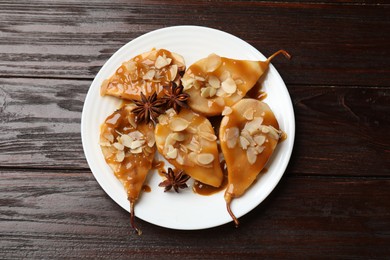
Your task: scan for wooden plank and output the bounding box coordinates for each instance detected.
[0,1,389,86]
[0,78,389,175]
[1,169,389,258]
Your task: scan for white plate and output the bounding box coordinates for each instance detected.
[81,25,295,230]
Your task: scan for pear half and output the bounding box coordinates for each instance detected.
[155,109,223,187]
[100,105,156,235]
[101,48,186,101]
[182,50,290,116]
[219,99,283,226]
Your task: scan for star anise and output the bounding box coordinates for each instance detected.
[161,81,190,113]
[131,92,165,124]
[158,167,190,193]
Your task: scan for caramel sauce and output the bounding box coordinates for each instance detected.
[193,160,228,196]
[142,185,151,192]
[152,160,166,177]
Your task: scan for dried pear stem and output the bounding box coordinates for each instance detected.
[129,199,142,236]
[225,193,239,227]
[265,50,291,65]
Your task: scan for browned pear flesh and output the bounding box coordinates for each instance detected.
[100,105,156,235]
[219,99,283,226]
[182,50,290,116]
[155,109,223,187]
[101,48,186,100]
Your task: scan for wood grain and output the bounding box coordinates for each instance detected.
[1,169,389,259]
[1,1,389,258]
[0,1,389,86]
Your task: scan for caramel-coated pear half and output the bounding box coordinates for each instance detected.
[219,99,283,226]
[100,105,156,235]
[155,109,223,187]
[182,50,290,116]
[101,48,186,101]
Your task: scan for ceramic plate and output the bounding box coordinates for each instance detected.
[81,25,295,230]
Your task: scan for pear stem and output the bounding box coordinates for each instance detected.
[130,200,142,236]
[266,50,291,64]
[225,194,240,227]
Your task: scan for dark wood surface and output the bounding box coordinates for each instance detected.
[1,1,389,259]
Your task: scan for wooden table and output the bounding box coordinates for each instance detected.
[1,1,389,258]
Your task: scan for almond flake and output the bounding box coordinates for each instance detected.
[155,55,171,69]
[205,54,222,72]
[142,70,156,80]
[120,135,134,148]
[169,117,190,132]
[195,76,206,81]
[239,136,250,150]
[254,135,266,146]
[128,130,144,140]
[113,142,124,151]
[176,153,185,165]
[255,146,265,154]
[169,64,178,81]
[246,147,257,165]
[208,75,221,88]
[200,86,212,98]
[225,127,239,148]
[131,147,143,154]
[220,71,231,82]
[130,139,145,149]
[200,132,217,142]
[197,153,215,165]
[103,133,114,143]
[221,78,237,94]
[166,147,178,159]
[222,106,232,116]
[116,150,125,162]
[241,129,256,146]
[243,108,255,120]
[128,116,137,129]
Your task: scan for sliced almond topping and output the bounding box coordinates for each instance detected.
[166,147,178,159]
[182,77,195,90]
[197,153,215,165]
[171,132,186,142]
[216,87,226,97]
[239,136,250,150]
[169,117,190,132]
[186,138,200,152]
[245,117,264,135]
[205,54,222,72]
[222,106,232,116]
[200,132,217,142]
[179,143,188,153]
[225,127,239,148]
[103,133,114,143]
[267,125,282,140]
[241,129,256,146]
[176,153,185,165]
[99,140,111,147]
[208,75,221,89]
[147,134,155,147]
[113,142,124,151]
[157,114,169,125]
[261,126,270,134]
[142,70,156,80]
[119,135,132,148]
[220,70,231,82]
[128,130,144,140]
[255,145,265,154]
[130,139,145,149]
[243,108,255,120]
[116,150,125,162]
[221,77,237,94]
[188,152,198,163]
[186,126,198,134]
[195,76,206,82]
[166,108,177,118]
[124,61,137,72]
[254,135,266,146]
[169,64,178,81]
[200,86,212,98]
[246,147,257,165]
[131,147,143,154]
[155,55,172,69]
[166,133,177,145]
[128,116,137,129]
[215,97,225,106]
